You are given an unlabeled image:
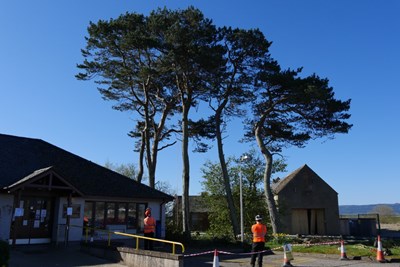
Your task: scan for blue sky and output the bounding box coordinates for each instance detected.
[1,1,399,205]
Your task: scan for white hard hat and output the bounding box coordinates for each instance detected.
[255,215,262,221]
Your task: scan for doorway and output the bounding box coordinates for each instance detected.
[291,208,326,235]
[12,196,54,243]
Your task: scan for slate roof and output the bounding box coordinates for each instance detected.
[0,133,173,201]
[273,164,337,194]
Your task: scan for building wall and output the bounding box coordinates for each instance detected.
[0,194,13,240]
[55,197,86,243]
[277,171,340,235]
[1,194,169,244]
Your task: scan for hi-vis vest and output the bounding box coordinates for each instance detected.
[144,216,156,233]
[251,223,267,242]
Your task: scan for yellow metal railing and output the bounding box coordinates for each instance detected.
[70,225,185,254]
[114,231,185,254]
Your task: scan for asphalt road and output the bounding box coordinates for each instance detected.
[185,251,400,267]
[9,244,400,267]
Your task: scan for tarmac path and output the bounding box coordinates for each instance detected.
[9,244,400,267]
[185,251,400,267]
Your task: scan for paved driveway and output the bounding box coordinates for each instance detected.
[184,250,400,267]
[9,244,400,267]
[9,244,125,267]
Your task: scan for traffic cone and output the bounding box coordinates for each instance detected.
[282,244,293,267]
[376,235,386,263]
[339,240,348,260]
[212,249,220,267]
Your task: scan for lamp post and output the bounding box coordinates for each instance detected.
[239,154,250,243]
[239,167,244,243]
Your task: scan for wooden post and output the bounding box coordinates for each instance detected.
[65,193,72,247]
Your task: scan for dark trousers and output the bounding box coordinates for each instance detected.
[144,232,154,250]
[250,242,265,267]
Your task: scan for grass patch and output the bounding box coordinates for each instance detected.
[292,244,376,257]
[266,237,400,258]
[180,231,400,259]
[381,216,400,224]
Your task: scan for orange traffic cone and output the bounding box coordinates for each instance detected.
[376,235,386,263]
[339,240,348,260]
[282,244,293,267]
[212,249,220,267]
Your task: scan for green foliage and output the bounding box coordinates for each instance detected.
[0,240,10,267]
[268,233,300,246]
[380,216,400,224]
[266,237,400,258]
[372,205,395,216]
[200,152,272,239]
[77,5,352,236]
[104,161,139,180]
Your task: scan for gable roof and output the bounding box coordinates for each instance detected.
[274,164,337,194]
[0,133,172,201]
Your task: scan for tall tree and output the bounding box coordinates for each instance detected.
[149,7,224,237]
[207,27,272,237]
[248,62,352,233]
[76,12,179,188]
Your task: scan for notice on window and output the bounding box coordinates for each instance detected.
[67,207,73,216]
[14,208,24,217]
[33,220,40,228]
[41,209,47,218]
[23,220,28,226]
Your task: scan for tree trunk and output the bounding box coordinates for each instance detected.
[137,130,145,183]
[149,103,173,189]
[215,109,240,238]
[145,123,154,188]
[255,122,280,234]
[181,97,191,239]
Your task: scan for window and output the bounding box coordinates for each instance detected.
[95,202,105,228]
[137,203,146,232]
[106,203,116,224]
[84,202,94,227]
[84,201,142,229]
[127,203,136,229]
[117,203,126,224]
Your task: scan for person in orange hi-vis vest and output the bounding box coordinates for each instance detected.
[143,207,156,250]
[250,215,267,267]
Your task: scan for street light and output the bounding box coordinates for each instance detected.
[239,154,251,243]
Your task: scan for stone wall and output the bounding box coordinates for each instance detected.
[81,244,183,267]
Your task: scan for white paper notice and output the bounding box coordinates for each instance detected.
[67,207,73,216]
[15,208,24,217]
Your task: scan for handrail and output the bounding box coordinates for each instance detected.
[68,224,184,254]
[114,231,185,254]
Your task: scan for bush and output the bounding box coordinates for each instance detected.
[268,233,301,246]
[0,240,10,267]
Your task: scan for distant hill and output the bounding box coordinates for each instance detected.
[339,203,400,215]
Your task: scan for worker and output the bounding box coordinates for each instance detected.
[250,215,267,267]
[143,207,156,250]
